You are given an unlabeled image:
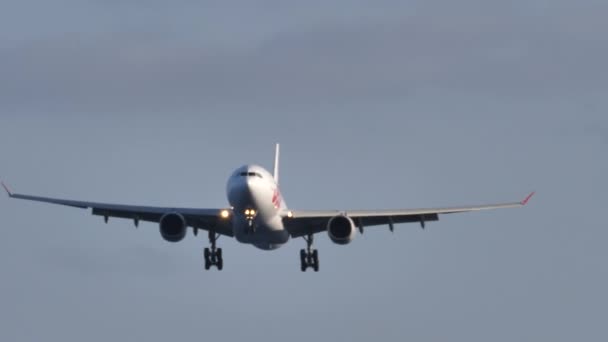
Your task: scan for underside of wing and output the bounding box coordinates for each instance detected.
[4,188,234,237]
[284,193,534,237]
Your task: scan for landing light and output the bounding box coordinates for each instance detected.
[287,211,293,218]
[220,210,230,219]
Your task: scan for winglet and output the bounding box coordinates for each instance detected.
[521,191,535,205]
[1,181,13,197]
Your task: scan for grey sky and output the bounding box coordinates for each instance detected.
[1,1,607,341]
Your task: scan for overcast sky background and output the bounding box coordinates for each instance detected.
[1,1,607,341]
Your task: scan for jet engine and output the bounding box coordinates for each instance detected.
[160,213,187,242]
[327,215,356,245]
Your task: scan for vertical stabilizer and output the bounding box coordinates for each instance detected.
[273,143,280,184]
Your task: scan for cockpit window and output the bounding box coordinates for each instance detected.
[239,172,263,178]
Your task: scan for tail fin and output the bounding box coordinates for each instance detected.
[273,143,280,184]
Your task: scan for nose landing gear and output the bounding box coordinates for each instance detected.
[300,233,319,272]
[245,209,257,234]
[246,219,256,234]
[204,231,223,271]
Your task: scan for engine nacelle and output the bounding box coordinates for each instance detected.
[159,213,187,243]
[327,215,357,245]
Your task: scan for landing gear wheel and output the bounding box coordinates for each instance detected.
[204,251,211,270]
[300,249,307,272]
[216,248,223,270]
[312,249,319,272]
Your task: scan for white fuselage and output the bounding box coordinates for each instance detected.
[226,165,289,250]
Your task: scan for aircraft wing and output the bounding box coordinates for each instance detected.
[1,183,234,237]
[283,192,535,238]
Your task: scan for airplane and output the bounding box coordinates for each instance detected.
[1,144,534,271]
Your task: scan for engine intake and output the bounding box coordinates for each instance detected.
[160,213,187,242]
[327,215,356,245]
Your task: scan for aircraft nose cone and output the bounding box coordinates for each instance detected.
[226,166,268,209]
[228,177,257,209]
[245,177,261,197]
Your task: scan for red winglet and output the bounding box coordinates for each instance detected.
[521,192,535,205]
[1,181,13,196]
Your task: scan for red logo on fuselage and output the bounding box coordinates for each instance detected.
[272,188,282,209]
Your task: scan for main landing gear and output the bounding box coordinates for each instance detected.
[300,233,319,272]
[204,231,223,271]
